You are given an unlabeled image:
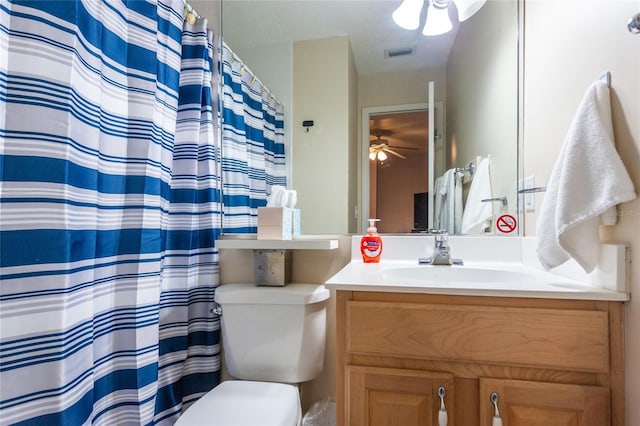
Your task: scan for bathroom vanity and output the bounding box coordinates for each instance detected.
[334,290,621,426]
[325,236,628,426]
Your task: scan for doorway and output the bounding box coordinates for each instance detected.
[361,103,444,233]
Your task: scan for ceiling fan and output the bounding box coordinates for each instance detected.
[369,134,416,161]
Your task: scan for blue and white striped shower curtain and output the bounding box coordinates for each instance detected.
[220,42,286,233]
[0,1,221,424]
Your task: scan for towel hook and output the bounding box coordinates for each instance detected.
[629,12,640,33]
[598,71,611,88]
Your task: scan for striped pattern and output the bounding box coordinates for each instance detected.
[220,42,286,233]
[0,1,220,424]
[154,18,221,425]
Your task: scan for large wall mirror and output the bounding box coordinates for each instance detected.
[222,0,520,235]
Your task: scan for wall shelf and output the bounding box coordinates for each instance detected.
[215,236,339,251]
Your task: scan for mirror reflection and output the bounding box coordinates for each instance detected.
[222,0,519,235]
[369,109,429,233]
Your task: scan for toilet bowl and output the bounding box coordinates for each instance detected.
[175,283,330,426]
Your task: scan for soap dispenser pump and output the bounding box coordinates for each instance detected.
[361,219,382,263]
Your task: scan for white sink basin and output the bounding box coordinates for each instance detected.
[381,265,538,284]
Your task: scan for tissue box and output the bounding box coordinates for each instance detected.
[258,207,293,240]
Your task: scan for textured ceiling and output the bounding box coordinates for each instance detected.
[221,0,460,75]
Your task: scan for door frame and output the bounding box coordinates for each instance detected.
[360,102,444,233]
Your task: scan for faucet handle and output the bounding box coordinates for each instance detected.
[432,230,449,240]
[432,230,449,249]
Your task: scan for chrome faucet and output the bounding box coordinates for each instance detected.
[419,230,463,266]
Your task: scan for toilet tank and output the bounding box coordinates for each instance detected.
[214,283,330,383]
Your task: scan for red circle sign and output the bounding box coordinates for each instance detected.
[496,214,517,234]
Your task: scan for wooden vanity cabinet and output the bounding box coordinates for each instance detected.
[347,366,454,426]
[478,378,610,426]
[335,291,624,426]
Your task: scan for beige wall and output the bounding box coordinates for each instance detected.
[447,0,519,216]
[358,68,446,107]
[292,37,358,234]
[522,1,640,424]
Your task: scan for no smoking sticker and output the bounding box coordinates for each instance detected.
[495,214,517,234]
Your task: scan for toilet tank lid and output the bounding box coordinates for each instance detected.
[214,283,330,305]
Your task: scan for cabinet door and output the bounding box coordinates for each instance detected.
[479,378,610,426]
[346,365,454,426]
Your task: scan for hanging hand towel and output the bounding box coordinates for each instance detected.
[461,158,493,234]
[434,169,463,233]
[452,170,463,234]
[536,80,636,273]
[433,175,445,230]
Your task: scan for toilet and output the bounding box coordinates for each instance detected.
[175,283,330,426]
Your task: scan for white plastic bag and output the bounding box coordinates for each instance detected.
[302,398,336,426]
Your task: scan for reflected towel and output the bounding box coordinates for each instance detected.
[433,175,444,229]
[461,158,493,234]
[433,169,463,233]
[536,80,636,272]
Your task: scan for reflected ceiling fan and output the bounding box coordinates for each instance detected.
[369,132,416,162]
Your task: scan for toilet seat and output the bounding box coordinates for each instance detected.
[175,380,302,426]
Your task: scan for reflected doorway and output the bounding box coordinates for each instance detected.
[361,103,444,233]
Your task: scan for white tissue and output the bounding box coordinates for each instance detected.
[266,186,297,208]
[284,190,297,209]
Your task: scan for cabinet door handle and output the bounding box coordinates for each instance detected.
[437,386,448,426]
[490,392,503,426]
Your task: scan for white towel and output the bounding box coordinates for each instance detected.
[433,169,463,233]
[433,175,444,230]
[536,80,636,273]
[461,158,493,234]
[451,171,463,234]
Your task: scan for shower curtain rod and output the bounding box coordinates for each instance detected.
[230,51,282,105]
[178,2,281,105]
[182,0,200,23]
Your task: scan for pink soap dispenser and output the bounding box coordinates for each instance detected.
[360,219,382,263]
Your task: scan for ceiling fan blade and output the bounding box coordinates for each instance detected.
[389,145,418,151]
[370,137,389,145]
[383,148,407,159]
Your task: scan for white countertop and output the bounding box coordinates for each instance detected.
[324,236,629,301]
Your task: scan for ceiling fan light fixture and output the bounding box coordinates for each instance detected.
[422,0,453,36]
[392,0,424,30]
[369,151,377,161]
[377,151,388,161]
[453,0,487,21]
